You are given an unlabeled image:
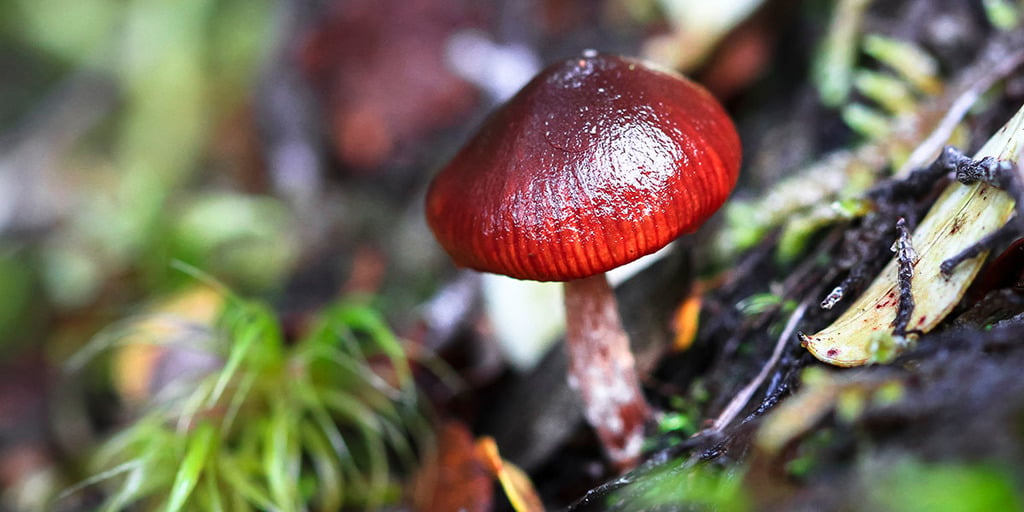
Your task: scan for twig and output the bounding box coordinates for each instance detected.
[891,217,918,336]
[821,286,844,310]
[941,158,1024,275]
[709,300,810,432]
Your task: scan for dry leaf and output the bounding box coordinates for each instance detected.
[410,420,493,512]
[672,290,703,352]
[802,103,1024,366]
[476,437,545,512]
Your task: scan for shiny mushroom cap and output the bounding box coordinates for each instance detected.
[426,51,741,282]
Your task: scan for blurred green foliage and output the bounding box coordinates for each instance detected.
[0,0,290,349]
[867,458,1024,512]
[66,291,425,511]
[610,460,750,512]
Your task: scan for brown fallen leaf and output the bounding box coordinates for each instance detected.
[476,437,545,512]
[409,420,493,512]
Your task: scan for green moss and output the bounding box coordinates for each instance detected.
[66,293,424,511]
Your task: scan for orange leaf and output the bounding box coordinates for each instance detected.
[672,291,702,352]
[476,437,545,512]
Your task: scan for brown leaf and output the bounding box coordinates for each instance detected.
[476,437,545,512]
[409,420,493,512]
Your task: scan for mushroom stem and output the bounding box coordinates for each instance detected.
[563,273,651,468]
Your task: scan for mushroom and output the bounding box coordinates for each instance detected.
[425,50,741,467]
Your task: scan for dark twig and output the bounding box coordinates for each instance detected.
[821,212,900,310]
[871,146,963,202]
[822,157,946,311]
[941,223,1022,275]
[709,300,809,432]
[820,286,844,310]
[892,217,919,337]
[940,149,1024,275]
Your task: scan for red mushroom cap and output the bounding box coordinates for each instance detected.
[426,51,741,282]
